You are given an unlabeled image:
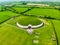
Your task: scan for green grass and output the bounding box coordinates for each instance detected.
[0,15,10,23]
[0,10,19,23]
[0,6,60,45]
[12,7,28,13]
[6,16,42,26]
[18,16,41,26]
[0,11,18,16]
[0,7,28,23]
[0,5,2,11]
[0,23,29,45]
[0,17,56,45]
[52,20,60,45]
[25,8,60,19]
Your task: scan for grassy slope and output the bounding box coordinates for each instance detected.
[25,8,60,19]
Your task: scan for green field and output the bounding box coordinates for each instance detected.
[52,20,60,45]
[0,5,60,45]
[0,11,18,23]
[0,7,28,23]
[12,7,28,13]
[0,16,56,45]
[25,8,60,19]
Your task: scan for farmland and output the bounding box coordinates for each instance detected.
[25,8,60,19]
[0,4,60,45]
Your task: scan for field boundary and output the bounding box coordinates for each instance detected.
[50,20,59,45]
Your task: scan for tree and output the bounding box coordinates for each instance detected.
[22,2,27,5]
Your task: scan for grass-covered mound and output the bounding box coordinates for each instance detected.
[18,16,42,26]
[6,16,42,26]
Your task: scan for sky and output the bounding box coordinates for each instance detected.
[0,0,60,2]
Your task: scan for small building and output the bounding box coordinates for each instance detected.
[55,6,60,8]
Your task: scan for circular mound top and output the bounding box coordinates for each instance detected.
[18,16,42,26]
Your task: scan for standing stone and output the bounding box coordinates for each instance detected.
[33,40,39,44]
[35,35,39,38]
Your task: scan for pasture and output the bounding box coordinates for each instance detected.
[0,5,60,45]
